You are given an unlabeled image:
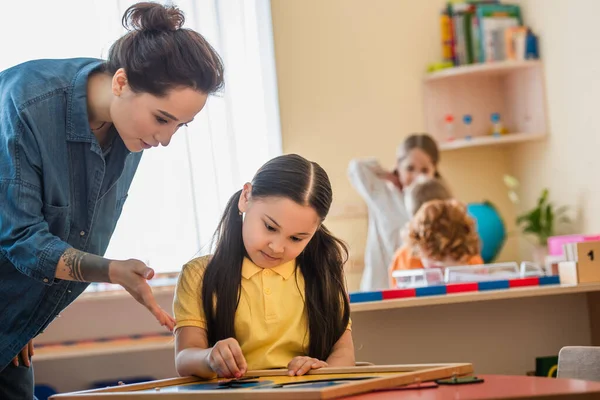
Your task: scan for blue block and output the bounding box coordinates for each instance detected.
[539,275,560,285]
[415,285,447,297]
[478,280,510,291]
[349,291,382,303]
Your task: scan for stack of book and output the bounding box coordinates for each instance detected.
[440,1,539,66]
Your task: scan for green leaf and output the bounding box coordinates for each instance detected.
[503,175,520,189]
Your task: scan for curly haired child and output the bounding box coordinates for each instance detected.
[388,199,483,288]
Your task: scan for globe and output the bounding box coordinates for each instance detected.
[466,201,507,263]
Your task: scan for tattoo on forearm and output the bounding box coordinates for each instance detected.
[61,248,111,283]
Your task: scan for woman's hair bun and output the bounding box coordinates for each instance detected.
[122,2,185,32]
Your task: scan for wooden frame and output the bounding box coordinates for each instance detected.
[50,363,473,399]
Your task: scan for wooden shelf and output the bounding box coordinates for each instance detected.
[425,60,543,82]
[351,283,600,313]
[423,60,547,149]
[35,283,600,362]
[76,285,176,303]
[35,335,174,361]
[438,132,546,151]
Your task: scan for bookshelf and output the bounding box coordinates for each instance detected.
[423,60,547,152]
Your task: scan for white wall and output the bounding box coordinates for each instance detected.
[510,0,600,257]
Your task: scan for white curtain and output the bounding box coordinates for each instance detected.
[1,0,282,273]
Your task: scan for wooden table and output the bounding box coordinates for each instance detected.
[346,375,600,399]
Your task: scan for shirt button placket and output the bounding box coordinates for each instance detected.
[263,269,276,322]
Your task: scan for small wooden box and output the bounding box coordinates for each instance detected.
[559,241,600,284]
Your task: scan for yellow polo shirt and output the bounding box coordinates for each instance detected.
[175,255,344,370]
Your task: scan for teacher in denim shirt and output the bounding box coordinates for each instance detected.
[0,2,224,398]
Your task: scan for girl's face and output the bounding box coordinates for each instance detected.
[109,69,208,152]
[396,148,436,188]
[238,184,321,268]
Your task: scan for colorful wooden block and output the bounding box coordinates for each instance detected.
[446,282,479,294]
[477,280,510,291]
[509,277,539,288]
[415,285,447,297]
[539,276,560,285]
[348,275,562,304]
[560,241,600,284]
[382,288,416,300]
[349,291,383,303]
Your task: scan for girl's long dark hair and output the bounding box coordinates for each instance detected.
[202,154,350,361]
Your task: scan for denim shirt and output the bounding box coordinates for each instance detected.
[0,58,142,369]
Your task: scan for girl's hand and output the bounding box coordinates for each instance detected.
[12,340,34,367]
[207,338,247,378]
[109,259,176,331]
[287,356,328,376]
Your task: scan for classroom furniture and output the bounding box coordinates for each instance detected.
[558,346,600,381]
[346,374,600,399]
[35,282,600,393]
[423,60,547,151]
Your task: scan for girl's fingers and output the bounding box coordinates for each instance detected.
[287,357,303,376]
[228,342,247,376]
[295,359,315,376]
[216,347,236,378]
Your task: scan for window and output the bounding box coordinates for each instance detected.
[0,0,282,275]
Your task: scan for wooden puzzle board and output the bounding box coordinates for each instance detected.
[50,363,473,399]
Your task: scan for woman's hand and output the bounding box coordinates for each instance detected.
[12,340,34,367]
[109,259,176,331]
[207,338,248,378]
[287,356,328,376]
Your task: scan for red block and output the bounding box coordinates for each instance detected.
[446,282,479,294]
[382,288,416,300]
[509,277,540,288]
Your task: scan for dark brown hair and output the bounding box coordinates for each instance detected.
[104,2,224,96]
[396,134,441,177]
[202,154,350,361]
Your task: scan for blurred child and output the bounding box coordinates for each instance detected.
[348,134,445,290]
[403,175,452,217]
[174,154,354,379]
[389,199,483,288]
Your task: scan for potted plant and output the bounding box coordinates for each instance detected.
[504,176,570,264]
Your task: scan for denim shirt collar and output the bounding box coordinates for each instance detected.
[65,60,105,144]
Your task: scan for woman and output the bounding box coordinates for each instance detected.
[0,2,224,398]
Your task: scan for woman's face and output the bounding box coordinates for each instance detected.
[109,69,208,152]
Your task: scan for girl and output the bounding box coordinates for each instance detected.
[0,2,223,397]
[174,154,354,379]
[348,134,444,291]
[389,199,483,288]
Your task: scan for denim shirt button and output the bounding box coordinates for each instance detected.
[43,278,49,283]
[79,230,86,236]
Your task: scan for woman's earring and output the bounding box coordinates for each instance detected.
[239,210,243,216]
